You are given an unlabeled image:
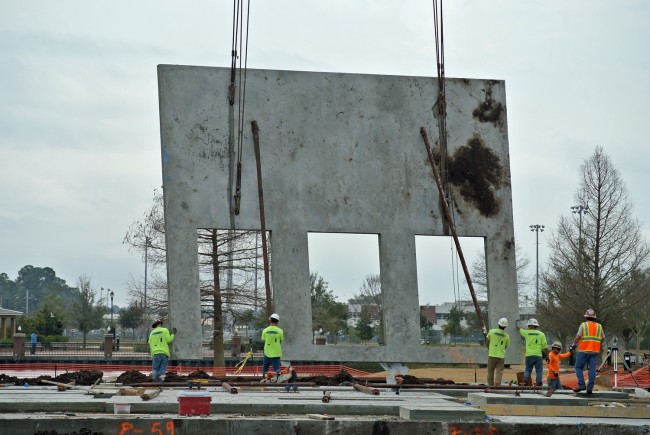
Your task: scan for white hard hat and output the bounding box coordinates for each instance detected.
[270,313,280,321]
[497,318,508,327]
[527,318,539,327]
[583,309,597,319]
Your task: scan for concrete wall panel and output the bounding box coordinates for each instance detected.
[158,66,519,363]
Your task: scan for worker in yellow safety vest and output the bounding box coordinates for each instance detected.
[148,319,176,383]
[570,309,604,395]
[261,313,284,378]
[486,318,510,387]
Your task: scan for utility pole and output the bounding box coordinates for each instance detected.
[530,224,545,309]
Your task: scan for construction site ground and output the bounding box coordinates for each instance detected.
[0,364,648,435]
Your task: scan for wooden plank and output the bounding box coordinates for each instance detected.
[478,404,650,419]
[141,388,162,401]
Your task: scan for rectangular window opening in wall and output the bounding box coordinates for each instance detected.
[307,232,383,346]
[416,235,486,346]
[196,229,271,347]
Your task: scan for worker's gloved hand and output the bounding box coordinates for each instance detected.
[544,357,550,363]
[569,344,576,351]
[553,371,559,379]
[481,326,487,335]
[172,327,177,334]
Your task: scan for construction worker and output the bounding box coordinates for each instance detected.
[486,318,510,387]
[261,313,284,378]
[546,341,571,390]
[148,320,176,383]
[516,318,548,386]
[570,308,604,395]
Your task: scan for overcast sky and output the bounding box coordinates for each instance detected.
[1,1,649,308]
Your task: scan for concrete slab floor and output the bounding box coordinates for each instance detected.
[0,385,648,434]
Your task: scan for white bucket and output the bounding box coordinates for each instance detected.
[114,403,131,414]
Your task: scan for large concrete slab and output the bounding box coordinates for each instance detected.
[400,400,485,422]
[467,391,589,406]
[159,66,519,362]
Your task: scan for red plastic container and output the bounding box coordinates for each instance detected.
[178,392,211,416]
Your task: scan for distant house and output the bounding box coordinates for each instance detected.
[0,307,23,339]
[518,305,536,322]
[420,301,535,329]
[420,305,436,327]
[346,301,380,328]
[429,301,477,329]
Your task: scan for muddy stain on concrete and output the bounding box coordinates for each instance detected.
[472,84,504,128]
[448,135,503,217]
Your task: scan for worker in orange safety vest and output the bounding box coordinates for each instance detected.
[570,309,604,395]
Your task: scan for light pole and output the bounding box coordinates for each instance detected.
[144,236,150,316]
[571,205,589,250]
[110,290,115,349]
[571,204,589,289]
[110,290,114,324]
[530,224,545,308]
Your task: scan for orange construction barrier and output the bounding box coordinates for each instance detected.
[561,364,650,389]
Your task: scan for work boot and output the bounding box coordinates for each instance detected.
[535,381,543,387]
[573,386,585,393]
[586,389,593,395]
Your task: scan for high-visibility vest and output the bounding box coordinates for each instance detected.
[578,321,603,353]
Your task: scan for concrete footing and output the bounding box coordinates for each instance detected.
[468,391,589,406]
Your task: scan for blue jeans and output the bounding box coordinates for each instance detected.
[262,355,281,376]
[524,356,543,384]
[152,353,169,382]
[575,351,598,390]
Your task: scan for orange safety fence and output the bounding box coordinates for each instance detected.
[560,364,650,389]
[0,363,372,379]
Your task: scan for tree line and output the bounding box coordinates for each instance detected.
[0,267,147,346]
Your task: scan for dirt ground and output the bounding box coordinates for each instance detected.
[371,364,528,385]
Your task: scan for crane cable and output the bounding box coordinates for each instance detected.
[433,0,459,306]
[432,0,449,196]
[429,0,486,333]
[231,0,252,216]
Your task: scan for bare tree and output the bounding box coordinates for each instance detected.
[124,189,268,366]
[539,146,649,343]
[197,228,266,366]
[123,188,168,318]
[352,274,384,343]
[468,241,532,305]
[620,269,650,354]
